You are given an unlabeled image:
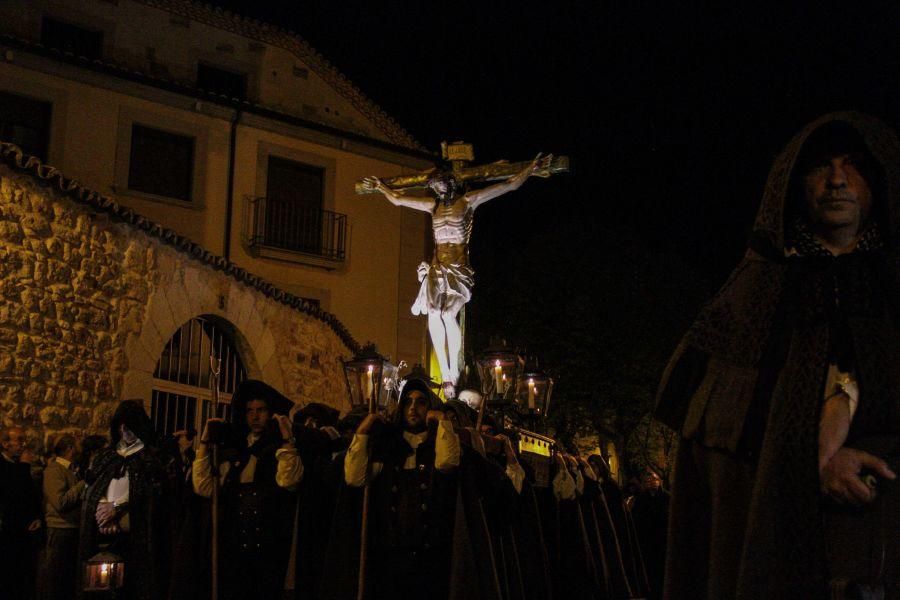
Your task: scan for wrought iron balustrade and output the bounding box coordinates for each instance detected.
[247,196,347,261]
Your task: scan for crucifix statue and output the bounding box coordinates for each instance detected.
[358,142,568,398]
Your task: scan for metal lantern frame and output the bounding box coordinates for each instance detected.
[475,344,524,406]
[515,362,554,417]
[342,343,401,414]
[83,551,125,594]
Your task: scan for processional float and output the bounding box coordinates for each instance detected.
[357,141,568,400]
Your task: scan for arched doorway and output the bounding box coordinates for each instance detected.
[150,316,247,438]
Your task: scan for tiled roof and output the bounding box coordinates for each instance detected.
[134,0,423,151]
[0,142,362,354]
[0,32,433,162]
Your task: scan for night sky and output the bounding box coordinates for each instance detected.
[208,1,900,350]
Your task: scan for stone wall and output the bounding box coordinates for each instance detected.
[0,164,355,449]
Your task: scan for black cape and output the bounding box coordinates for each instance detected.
[656,111,900,598]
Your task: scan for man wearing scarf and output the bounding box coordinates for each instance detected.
[78,400,177,600]
[193,379,302,600]
[656,113,900,598]
[343,376,461,599]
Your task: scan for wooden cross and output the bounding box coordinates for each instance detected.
[355,141,569,194]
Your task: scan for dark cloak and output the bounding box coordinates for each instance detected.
[220,379,296,600]
[170,380,297,600]
[319,376,463,600]
[655,112,900,598]
[293,419,347,600]
[78,400,177,600]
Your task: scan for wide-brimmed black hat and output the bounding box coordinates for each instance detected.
[442,399,477,428]
[388,375,441,428]
[228,380,294,438]
[295,402,340,428]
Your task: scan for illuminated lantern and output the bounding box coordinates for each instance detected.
[515,358,554,417]
[475,342,523,404]
[83,551,124,596]
[342,343,401,412]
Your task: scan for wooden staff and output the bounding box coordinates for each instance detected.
[357,379,376,600]
[209,351,222,600]
[475,374,496,432]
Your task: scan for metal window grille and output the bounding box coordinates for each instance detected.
[151,317,245,438]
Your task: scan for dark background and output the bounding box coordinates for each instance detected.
[208,1,900,451]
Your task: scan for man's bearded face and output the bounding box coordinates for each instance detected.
[803,153,873,234]
[246,399,271,435]
[403,391,429,433]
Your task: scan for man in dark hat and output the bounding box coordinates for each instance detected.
[344,375,461,598]
[656,113,900,598]
[290,402,345,600]
[193,379,302,600]
[78,400,177,600]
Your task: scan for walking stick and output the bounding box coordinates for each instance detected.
[357,385,376,600]
[209,352,223,600]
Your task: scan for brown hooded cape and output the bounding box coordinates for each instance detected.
[655,112,900,598]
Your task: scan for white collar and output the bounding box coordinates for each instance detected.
[55,456,72,469]
[116,439,144,457]
[402,430,429,448]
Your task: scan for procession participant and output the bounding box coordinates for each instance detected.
[1,425,42,600]
[556,454,603,600]
[587,454,639,598]
[655,113,900,598]
[78,400,177,600]
[193,379,302,600]
[38,434,86,600]
[292,402,345,600]
[343,375,461,598]
[629,471,669,600]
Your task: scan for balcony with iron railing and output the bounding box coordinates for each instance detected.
[245,196,347,267]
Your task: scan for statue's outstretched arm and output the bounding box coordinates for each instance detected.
[467,153,552,210]
[361,176,434,213]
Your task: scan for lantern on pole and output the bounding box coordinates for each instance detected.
[341,342,402,600]
[83,551,125,597]
[342,343,401,413]
[515,358,554,417]
[475,342,523,405]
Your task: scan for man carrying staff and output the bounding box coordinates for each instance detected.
[194,380,302,600]
[343,375,461,598]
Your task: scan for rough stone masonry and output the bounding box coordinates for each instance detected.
[0,160,354,451]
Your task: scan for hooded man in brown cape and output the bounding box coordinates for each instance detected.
[656,112,900,599]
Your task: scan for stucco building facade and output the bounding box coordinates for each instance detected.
[0,0,433,442]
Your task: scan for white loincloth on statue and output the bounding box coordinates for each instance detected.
[411,262,474,316]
